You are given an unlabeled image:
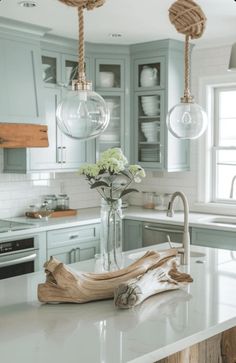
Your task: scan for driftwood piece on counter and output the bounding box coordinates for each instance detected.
[114,259,193,309]
[38,249,193,306]
[0,123,48,148]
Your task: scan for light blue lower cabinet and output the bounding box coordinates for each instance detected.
[47,240,100,264]
[123,219,143,251]
[191,227,236,251]
[46,223,100,263]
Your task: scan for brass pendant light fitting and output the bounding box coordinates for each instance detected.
[56,0,110,141]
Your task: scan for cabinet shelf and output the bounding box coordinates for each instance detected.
[139,142,161,145]
[99,140,120,145]
[110,117,120,120]
[138,116,160,119]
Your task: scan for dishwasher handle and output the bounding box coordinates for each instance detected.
[0,253,37,268]
[144,225,183,234]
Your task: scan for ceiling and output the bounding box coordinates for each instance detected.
[0,0,236,48]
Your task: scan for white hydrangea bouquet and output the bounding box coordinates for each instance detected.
[79,148,145,271]
[79,148,146,202]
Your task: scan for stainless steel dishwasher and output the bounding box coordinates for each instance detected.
[143,222,184,247]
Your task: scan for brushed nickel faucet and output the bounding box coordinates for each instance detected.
[229,175,236,198]
[167,191,190,265]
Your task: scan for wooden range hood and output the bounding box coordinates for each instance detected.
[0,123,49,148]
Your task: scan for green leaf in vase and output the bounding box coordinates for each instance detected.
[120,170,132,180]
[90,181,109,189]
[120,188,139,197]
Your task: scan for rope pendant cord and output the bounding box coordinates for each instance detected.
[182,35,194,103]
[78,6,85,81]
[59,0,106,90]
[169,0,207,103]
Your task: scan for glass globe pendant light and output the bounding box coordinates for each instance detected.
[167,0,208,140]
[56,0,109,140]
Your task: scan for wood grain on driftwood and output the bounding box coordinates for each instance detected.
[38,249,193,306]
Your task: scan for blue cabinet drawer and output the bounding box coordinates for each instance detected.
[191,228,236,251]
[47,224,100,248]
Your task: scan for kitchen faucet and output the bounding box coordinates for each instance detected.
[229,175,236,198]
[167,191,190,265]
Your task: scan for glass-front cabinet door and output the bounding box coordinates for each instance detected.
[96,93,124,155]
[95,59,124,91]
[135,91,164,169]
[134,57,165,91]
[41,51,60,86]
[61,55,90,87]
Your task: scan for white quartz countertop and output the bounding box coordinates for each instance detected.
[0,244,236,363]
[2,206,236,239]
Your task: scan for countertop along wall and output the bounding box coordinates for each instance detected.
[0,44,233,218]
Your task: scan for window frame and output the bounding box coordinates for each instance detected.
[196,73,236,215]
[212,86,236,204]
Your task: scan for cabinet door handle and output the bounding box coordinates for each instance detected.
[76,247,81,261]
[0,253,37,267]
[69,234,79,240]
[69,248,76,263]
[144,225,183,234]
[62,146,66,164]
[57,146,62,164]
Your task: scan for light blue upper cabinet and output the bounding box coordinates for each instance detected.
[88,44,130,160]
[131,40,190,172]
[0,19,46,124]
[1,21,190,173]
[3,36,95,173]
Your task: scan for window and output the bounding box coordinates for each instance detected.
[213,86,236,202]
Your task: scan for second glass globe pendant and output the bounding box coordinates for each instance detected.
[167,0,208,140]
[57,0,109,140]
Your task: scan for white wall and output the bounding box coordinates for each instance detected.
[0,44,232,217]
[0,150,100,218]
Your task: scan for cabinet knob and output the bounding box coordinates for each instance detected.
[69,234,79,239]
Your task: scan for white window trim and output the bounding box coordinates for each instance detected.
[194,73,236,216]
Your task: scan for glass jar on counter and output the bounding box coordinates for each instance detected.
[154,193,165,210]
[56,194,70,210]
[142,192,155,209]
[154,193,172,210]
[44,194,57,210]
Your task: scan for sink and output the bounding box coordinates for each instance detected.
[128,248,205,261]
[200,216,236,226]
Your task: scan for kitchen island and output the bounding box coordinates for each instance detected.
[0,244,236,363]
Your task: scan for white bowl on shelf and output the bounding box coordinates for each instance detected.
[99,72,115,88]
[42,64,51,81]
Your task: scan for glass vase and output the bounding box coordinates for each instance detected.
[100,198,123,271]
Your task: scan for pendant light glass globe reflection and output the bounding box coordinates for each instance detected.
[56,88,109,140]
[167,0,208,140]
[166,102,208,140]
[56,1,109,141]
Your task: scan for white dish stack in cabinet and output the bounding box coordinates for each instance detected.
[131,39,190,171]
